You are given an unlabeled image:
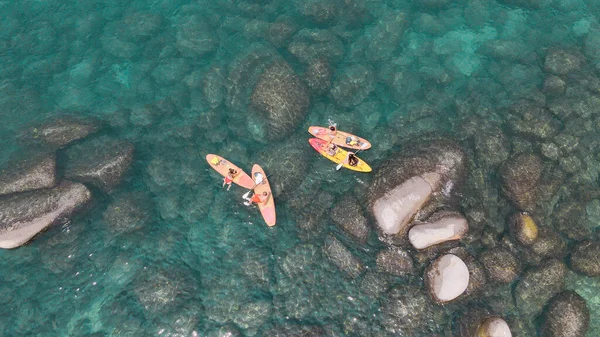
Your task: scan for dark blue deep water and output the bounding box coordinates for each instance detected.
[1,0,599,336]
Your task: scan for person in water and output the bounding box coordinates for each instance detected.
[223,168,238,191]
[244,191,270,206]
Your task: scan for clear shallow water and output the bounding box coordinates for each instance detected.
[0,0,599,336]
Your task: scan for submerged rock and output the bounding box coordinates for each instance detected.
[287,29,344,64]
[509,212,539,246]
[426,254,469,303]
[65,137,134,193]
[330,64,375,108]
[479,248,520,284]
[134,265,198,314]
[102,192,154,234]
[0,181,91,249]
[330,195,369,244]
[250,61,310,140]
[570,241,600,277]
[0,152,56,196]
[500,153,542,211]
[380,284,435,335]
[323,234,363,278]
[305,58,332,95]
[175,14,218,57]
[514,259,567,317]
[256,136,311,201]
[541,291,590,337]
[544,49,583,76]
[24,115,101,149]
[408,212,468,249]
[376,247,414,277]
[364,11,408,61]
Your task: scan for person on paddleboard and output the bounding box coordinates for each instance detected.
[325,119,337,146]
[223,168,239,191]
[243,191,270,206]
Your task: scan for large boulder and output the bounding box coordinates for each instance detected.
[250,61,310,140]
[23,114,101,149]
[0,181,92,249]
[500,153,542,212]
[368,140,467,237]
[514,259,567,317]
[408,211,468,249]
[426,254,470,303]
[0,152,56,196]
[453,307,512,337]
[64,137,134,193]
[541,291,590,337]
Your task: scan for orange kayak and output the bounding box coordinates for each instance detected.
[308,126,371,150]
[252,164,276,227]
[206,154,254,189]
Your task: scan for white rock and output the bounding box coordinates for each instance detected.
[372,173,441,235]
[477,317,512,337]
[426,254,469,303]
[409,215,468,249]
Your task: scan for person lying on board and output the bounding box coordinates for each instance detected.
[243,191,270,206]
[223,168,239,191]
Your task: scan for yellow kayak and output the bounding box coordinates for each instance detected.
[308,138,372,172]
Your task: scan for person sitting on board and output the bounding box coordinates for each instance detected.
[340,152,359,167]
[243,191,270,206]
[223,168,238,191]
[347,152,359,166]
[326,143,338,156]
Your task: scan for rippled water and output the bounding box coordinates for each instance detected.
[0,0,599,336]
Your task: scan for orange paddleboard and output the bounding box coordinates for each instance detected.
[308,126,371,150]
[252,164,276,227]
[206,154,254,189]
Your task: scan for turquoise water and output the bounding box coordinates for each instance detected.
[1,0,599,336]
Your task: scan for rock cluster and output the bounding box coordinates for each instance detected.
[0,115,134,249]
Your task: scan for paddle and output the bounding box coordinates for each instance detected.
[336,149,362,171]
[242,172,265,199]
